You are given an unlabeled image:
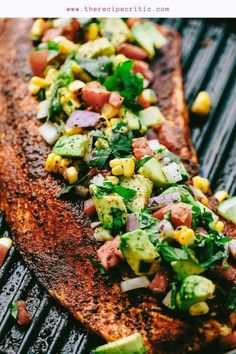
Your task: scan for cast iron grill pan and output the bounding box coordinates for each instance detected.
[0,18,235,354]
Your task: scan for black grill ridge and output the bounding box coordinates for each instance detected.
[0,19,236,354]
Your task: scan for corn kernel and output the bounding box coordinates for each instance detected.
[95,137,109,149]
[142,89,157,104]
[173,226,195,246]
[214,190,229,204]
[214,221,224,233]
[55,36,75,55]
[110,158,135,178]
[113,54,128,67]
[64,166,78,184]
[29,83,40,95]
[101,103,119,119]
[62,99,80,116]
[191,91,211,116]
[64,126,82,135]
[30,76,47,88]
[45,153,62,173]
[31,18,45,39]
[189,301,209,316]
[58,157,71,174]
[45,68,58,85]
[68,80,85,93]
[110,118,121,126]
[86,23,99,41]
[71,61,83,74]
[193,176,210,194]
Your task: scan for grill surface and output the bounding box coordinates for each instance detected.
[0,18,236,354]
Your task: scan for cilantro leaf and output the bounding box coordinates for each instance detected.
[135,156,153,169]
[157,245,188,262]
[110,122,133,158]
[75,56,113,81]
[87,255,106,275]
[113,185,136,200]
[104,61,143,109]
[9,302,18,319]
[88,148,112,169]
[110,208,125,230]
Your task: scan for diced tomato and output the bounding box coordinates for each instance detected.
[108,92,124,109]
[149,268,171,294]
[16,301,31,326]
[133,60,154,82]
[0,245,9,267]
[117,43,148,60]
[132,137,154,161]
[82,82,111,108]
[137,95,151,108]
[127,18,142,29]
[29,50,49,77]
[42,28,62,42]
[153,202,193,228]
[97,236,123,271]
[84,198,96,217]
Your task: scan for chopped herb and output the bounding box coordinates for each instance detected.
[110,122,133,158]
[110,208,125,230]
[135,156,153,169]
[157,245,188,262]
[104,61,143,109]
[139,209,157,230]
[91,177,136,200]
[57,173,90,197]
[87,255,106,275]
[164,210,171,221]
[88,148,112,169]
[113,185,136,200]
[170,282,178,309]
[226,286,236,311]
[75,56,113,81]
[37,89,46,101]
[9,302,18,319]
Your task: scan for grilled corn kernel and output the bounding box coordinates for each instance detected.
[173,226,195,246]
[214,221,224,233]
[101,103,119,119]
[62,99,80,116]
[191,91,211,116]
[95,137,109,149]
[58,157,71,174]
[86,23,99,41]
[68,80,85,94]
[64,126,82,135]
[110,118,121,126]
[214,190,229,204]
[193,176,210,194]
[56,36,75,55]
[142,89,157,104]
[64,166,78,184]
[110,158,135,178]
[31,18,45,39]
[106,176,119,185]
[113,54,127,67]
[30,76,47,88]
[189,301,209,316]
[29,83,40,95]
[45,68,58,85]
[45,153,62,173]
[71,61,83,74]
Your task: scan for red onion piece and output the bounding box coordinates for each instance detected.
[146,129,157,140]
[121,276,150,292]
[126,213,139,232]
[148,193,180,210]
[66,110,100,128]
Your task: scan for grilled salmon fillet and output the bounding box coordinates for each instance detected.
[0,19,235,353]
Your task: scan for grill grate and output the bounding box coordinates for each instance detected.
[0,18,236,354]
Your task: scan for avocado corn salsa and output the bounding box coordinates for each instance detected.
[29,18,236,353]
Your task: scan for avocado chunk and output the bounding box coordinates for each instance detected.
[139,106,165,128]
[176,275,215,311]
[90,185,127,230]
[124,110,141,131]
[131,23,155,58]
[93,333,147,354]
[120,175,153,213]
[171,260,206,281]
[99,19,131,47]
[143,21,167,49]
[77,37,115,58]
[138,157,167,186]
[217,197,236,224]
[120,229,160,275]
[53,134,88,157]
